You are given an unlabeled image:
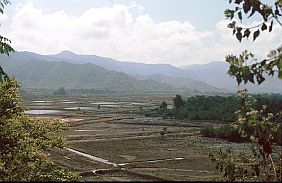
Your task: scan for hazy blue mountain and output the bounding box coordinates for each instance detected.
[180,61,282,93]
[52,51,189,77]
[179,64,202,70]
[0,52,225,93]
[132,74,228,93]
[1,51,280,93]
[0,55,177,93]
[52,51,282,94]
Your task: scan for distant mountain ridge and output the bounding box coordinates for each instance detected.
[0,51,280,93]
[0,55,175,92]
[52,50,189,77]
[132,74,228,93]
[180,62,282,93]
[0,51,225,93]
[53,51,282,94]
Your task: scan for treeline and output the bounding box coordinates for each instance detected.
[147,94,282,123]
[200,123,282,145]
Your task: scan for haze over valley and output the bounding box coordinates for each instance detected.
[1,51,280,94]
[1,0,281,182]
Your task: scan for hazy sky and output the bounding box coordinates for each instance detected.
[1,0,281,66]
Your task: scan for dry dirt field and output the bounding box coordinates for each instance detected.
[22,93,251,181]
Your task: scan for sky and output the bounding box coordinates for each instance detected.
[0,0,281,66]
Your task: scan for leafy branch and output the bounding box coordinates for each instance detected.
[209,90,282,182]
[210,1,282,181]
[226,46,282,85]
[225,0,282,42]
[0,0,14,83]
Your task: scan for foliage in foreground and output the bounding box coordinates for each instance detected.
[225,0,282,85]
[209,0,282,181]
[0,78,79,181]
[201,123,282,145]
[200,125,247,143]
[209,90,282,182]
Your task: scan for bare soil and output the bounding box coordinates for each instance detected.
[23,93,247,181]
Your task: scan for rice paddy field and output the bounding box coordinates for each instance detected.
[22,93,252,181]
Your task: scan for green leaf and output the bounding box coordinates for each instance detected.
[238,11,242,21]
[269,70,274,76]
[253,29,260,41]
[236,76,242,85]
[275,9,280,16]
[236,31,242,42]
[269,20,273,32]
[234,0,242,5]
[249,73,255,83]
[243,1,251,13]
[277,58,282,70]
[278,59,282,79]
[257,74,265,85]
[228,21,236,28]
[261,60,267,67]
[224,9,235,19]
[243,29,251,38]
[261,23,267,31]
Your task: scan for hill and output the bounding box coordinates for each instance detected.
[52,51,282,93]
[132,74,227,93]
[0,55,176,93]
[0,51,226,93]
[180,61,282,93]
[52,50,189,77]
[1,51,279,93]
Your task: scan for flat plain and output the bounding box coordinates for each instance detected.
[22,93,250,181]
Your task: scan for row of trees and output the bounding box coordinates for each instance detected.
[154,94,282,122]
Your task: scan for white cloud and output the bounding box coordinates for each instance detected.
[192,20,282,64]
[1,2,281,66]
[2,2,213,66]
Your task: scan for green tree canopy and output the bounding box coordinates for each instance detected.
[0,78,79,181]
[225,0,282,85]
[54,87,66,95]
[0,1,79,181]
[209,1,282,181]
[173,95,186,109]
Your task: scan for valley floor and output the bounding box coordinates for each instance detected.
[23,93,251,181]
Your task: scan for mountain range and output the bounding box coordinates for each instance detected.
[0,51,280,93]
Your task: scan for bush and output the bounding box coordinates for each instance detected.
[0,78,79,181]
[201,125,246,143]
[54,87,66,95]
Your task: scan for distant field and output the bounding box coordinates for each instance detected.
[22,93,260,181]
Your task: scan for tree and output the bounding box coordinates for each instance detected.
[225,0,282,85]
[159,101,168,109]
[0,78,79,181]
[173,95,185,108]
[209,0,282,181]
[0,1,79,181]
[54,87,66,95]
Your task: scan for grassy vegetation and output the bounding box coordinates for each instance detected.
[146,94,282,123]
[143,93,282,146]
[200,125,246,143]
[200,122,282,145]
